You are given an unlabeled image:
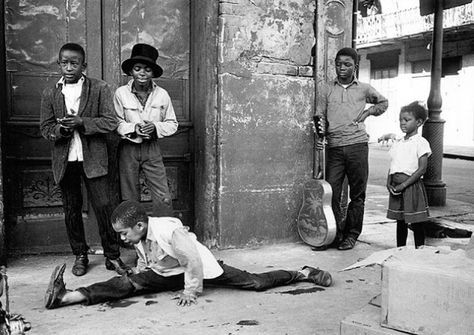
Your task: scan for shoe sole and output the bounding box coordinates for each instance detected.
[45,263,66,308]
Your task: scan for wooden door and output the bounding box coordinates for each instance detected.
[116,0,193,224]
[1,0,193,254]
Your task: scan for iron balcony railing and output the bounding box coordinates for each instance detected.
[357,2,474,46]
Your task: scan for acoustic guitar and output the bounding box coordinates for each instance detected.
[296,116,336,247]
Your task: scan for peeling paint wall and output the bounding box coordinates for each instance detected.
[217,0,315,246]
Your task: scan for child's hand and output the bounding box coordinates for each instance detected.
[172,292,198,307]
[393,182,407,194]
[59,115,83,129]
[130,267,141,275]
[353,110,370,124]
[140,120,156,134]
[389,185,402,196]
[135,123,150,139]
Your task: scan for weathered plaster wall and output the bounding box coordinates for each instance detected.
[217,0,315,246]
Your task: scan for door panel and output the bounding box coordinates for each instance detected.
[3,0,93,254]
[3,0,193,254]
[118,0,193,224]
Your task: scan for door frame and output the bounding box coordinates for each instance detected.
[0,0,6,264]
[0,1,219,257]
[189,2,220,247]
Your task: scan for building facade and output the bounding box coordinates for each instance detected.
[357,0,474,147]
[0,1,355,255]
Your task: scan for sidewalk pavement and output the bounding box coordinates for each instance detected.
[3,185,473,335]
[444,144,474,160]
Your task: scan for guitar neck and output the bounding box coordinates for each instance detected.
[313,133,326,180]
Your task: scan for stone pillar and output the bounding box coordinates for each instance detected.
[422,0,446,206]
[0,0,6,264]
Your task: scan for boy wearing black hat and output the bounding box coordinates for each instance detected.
[114,44,178,213]
[40,43,131,277]
[315,47,388,250]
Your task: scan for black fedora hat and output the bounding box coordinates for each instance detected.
[121,43,163,78]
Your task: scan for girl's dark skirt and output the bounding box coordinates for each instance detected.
[387,173,429,223]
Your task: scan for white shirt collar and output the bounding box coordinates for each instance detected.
[56,75,85,88]
[126,78,157,91]
[403,133,421,141]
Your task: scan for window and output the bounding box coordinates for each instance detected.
[411,56,461,77]
[367,50,399,79]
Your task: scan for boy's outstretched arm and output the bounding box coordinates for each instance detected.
[170,227,204,307]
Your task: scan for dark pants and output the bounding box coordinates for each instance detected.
[326,143,369,241]
[118,140,173,213]
[77,262,302,305]
[59,162,120,259]
[397,221,425,248]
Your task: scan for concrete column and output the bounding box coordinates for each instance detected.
[422,0,446,206]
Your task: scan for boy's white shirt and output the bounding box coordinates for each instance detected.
[389,133,432,176]
[57,76,84,161]
[134,217,223,296]
[113,79,178,143]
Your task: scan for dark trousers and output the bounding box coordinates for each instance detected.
[397,221,425,248]
[59,162,120,259]
[326,143,369,241]
[77,262,302,305]
[118,141,173,213]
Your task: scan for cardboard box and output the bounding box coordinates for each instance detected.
[340,304,405,335]
[380,250,474,335]
[343,247,474,335]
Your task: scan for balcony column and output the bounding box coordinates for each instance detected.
[422,0,446,206]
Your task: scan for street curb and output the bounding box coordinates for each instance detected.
[443,153,474,161]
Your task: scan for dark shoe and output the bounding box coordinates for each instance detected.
[105,257,132,276]
[311,245,328,251]
[337,237,356,250]
[302,266,333,287]
[72,254,89,276]
[45,264,67,309]
[311,237,342,251]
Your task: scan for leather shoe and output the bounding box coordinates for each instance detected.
[105,257,132,276]
[311,235,343,251]
[302,266,333,287]
[45,264,67,309]
[337,237,356,250]
[72,254,89,276]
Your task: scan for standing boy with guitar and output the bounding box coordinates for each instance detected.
[316,47,388,250]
